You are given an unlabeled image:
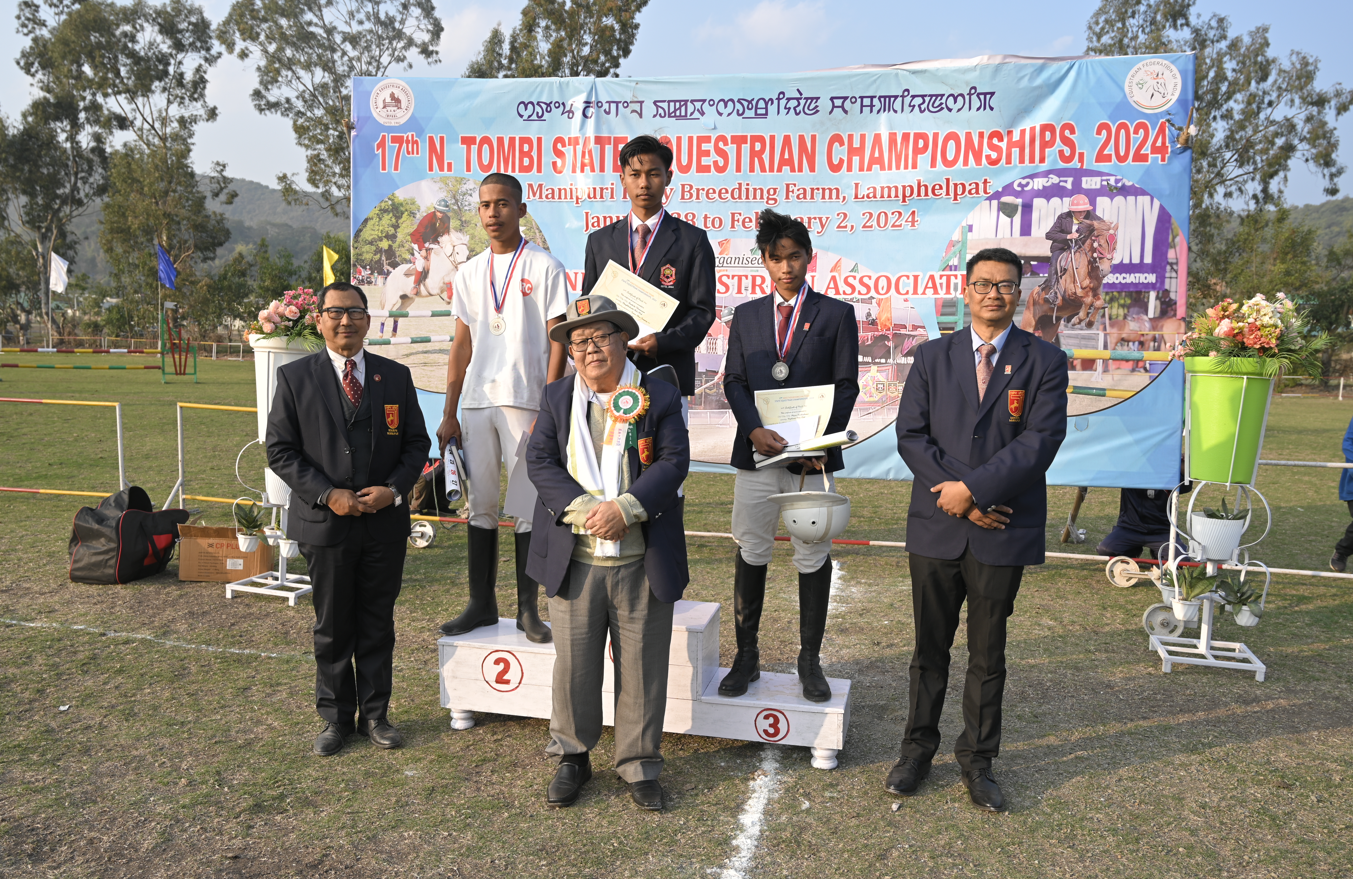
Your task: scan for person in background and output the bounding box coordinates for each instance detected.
[1331,414,1353,572]
[1097,478,1190,561]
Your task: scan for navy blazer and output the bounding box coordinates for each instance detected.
[723,287,860,472]
[265,350,430,546]
[895,325,1068,566]
[525,372,690,602]
[582,212,716,395]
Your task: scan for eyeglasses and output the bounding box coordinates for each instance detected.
[322,307,369,320]
[968,281,1019,296]
[568,331,621,354]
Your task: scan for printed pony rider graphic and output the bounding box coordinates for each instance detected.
[1043,193,1103,307]
[410,197,452,291]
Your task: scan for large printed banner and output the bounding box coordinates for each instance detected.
[352,55,1193,484]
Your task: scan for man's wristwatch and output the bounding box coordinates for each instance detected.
[387,483,403,507]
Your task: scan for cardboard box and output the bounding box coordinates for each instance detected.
[177,525,275,582]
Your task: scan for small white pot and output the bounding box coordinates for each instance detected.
[263,528,283,546]
[1188,513,1249,562]
[1234,605,1261,627]
[277,538,300,559]
[237,532,259,552]
[1171,597,1201,622]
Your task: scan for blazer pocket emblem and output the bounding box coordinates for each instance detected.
[638,436,654,466]
[385,404,400,434]
[660,264,676,287]
[1008,389,1025,422]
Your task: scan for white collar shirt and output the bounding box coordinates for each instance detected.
[325,345,366,387]
[629,209,666,256]
[971,324,1012,367]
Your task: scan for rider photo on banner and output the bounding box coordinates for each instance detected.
[350,54,1194,482]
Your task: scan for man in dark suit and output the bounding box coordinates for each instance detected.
[526,294,689,812]
[719,209,859,703]
[266,282,430,756]
[886,248,1068,811]
[582,134,716,396]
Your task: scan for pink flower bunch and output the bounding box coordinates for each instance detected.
[249,288,323,343]
[1177,292,1297,360]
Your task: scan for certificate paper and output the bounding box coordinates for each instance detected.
[754,385,834,439]
[591,260,679,339]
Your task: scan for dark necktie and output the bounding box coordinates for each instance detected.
[777,303,794,349]
[632,222,650,267]
[343,358,363,408]
[976,343,996,402]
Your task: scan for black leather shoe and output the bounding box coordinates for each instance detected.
[358,718,403,749]
[628,779,664,811]
[963,768,1007,812]
[718,648,760,697]
[1332,553,1347,573]
[884,757,931,796]
[547,756,592,807]
[313,722,354,756]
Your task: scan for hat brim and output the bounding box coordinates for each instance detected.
[549,310,642,344]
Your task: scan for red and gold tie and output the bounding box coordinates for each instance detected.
[777,303,794,349]
[343,358,363,407]
[976,343,996,402]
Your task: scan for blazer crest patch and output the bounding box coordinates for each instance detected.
[638,436,655,466]
[385,404,400,434]
[660,264,676,286]
[1007,389,1025,422]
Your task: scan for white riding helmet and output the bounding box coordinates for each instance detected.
[767,489,851,545]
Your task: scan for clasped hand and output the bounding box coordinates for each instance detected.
[930,480,1012,530]
[327,486,394,517]
[585,499,629,541]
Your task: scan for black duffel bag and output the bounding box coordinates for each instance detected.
[68,487,190,584]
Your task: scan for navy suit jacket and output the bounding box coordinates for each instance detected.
[896,325,1068,566]
[265,349,430,546]
[582,212,716,395]
[525,372,690,602]
[723,287,860,472]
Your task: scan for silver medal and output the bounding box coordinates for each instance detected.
[771,360,790,381]
[489,315,507,336]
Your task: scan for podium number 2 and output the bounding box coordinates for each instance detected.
[755,708,790,742]
[482,649,524,693]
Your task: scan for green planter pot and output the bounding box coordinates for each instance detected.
[1185,356,1277,485]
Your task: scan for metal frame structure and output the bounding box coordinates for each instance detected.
[0,397,127,491]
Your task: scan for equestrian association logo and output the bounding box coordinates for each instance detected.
[371,79,415,126]
[520,278,533,296]
[1125,59,1182,113]
[1008,389,1025,421]
[638,436,654,465]
[660,264,676,286]
[385,404,400,434]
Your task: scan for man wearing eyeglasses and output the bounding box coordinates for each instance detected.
[885,248,1068,812]
[266,282,430,756]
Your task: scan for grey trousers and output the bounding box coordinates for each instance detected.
[547,557,674,782]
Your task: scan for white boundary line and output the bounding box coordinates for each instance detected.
[718,746,783,879]
[1,618,310,659]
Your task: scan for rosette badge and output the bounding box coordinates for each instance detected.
[606,386,650,449]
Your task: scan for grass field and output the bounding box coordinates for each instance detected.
[1,356,1352,878]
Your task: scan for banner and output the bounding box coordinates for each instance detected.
[353,54,1194,485]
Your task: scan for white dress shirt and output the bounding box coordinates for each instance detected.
[325,345,366,387]
[971,323,1012,367]
[629,209,666,262]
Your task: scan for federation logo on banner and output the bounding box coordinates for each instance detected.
[371,79,415,125]
[1125,59,1182,113]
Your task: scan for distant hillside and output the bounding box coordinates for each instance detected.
[1290,197,1353,250]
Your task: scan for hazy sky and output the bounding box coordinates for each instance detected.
[1,0,1350,207]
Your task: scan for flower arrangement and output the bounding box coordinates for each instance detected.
[248,288,323,348]
[1175,292,1329,377]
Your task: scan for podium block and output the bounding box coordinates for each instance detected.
[437,599,850,769]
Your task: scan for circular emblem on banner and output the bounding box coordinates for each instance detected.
[371,79,415,126]
[1124,59,1182,113]
[754,708,790,742]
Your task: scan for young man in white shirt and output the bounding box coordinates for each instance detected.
[436,173,568,643]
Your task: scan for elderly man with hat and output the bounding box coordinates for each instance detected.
[1043,193,1103,306]
[525,294,691,812]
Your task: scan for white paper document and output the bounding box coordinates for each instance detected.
[763,416,819,447]
[754,385,834,439]
[591,260,679,339]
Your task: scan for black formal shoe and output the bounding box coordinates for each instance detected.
[1332,553,1347,573]
[358,718,404,749]
[884,757,931,796]
[962,768,1007,812]
[547,756,592,807]
[628,779,664,811]
[313,722,354,756]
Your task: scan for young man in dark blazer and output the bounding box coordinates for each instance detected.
[886,247,1068,811]
[525,294,690,812]
[720,210,859,703]
[582,135,716,397]
[266,282,430,756]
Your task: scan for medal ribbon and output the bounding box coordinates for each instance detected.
[627,209,665,274]
[773,283,809,361]
[489,237,527,316]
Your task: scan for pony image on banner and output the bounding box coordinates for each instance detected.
[1023,213,1118,337]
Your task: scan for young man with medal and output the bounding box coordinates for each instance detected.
[720,210,859,703]
[436,173,568,644]
[525,294,690,812]
[886,247,1068,812]
[582,135,716,397]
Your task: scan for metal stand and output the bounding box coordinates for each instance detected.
[1150,590,1266,682]
[225,505,312,605]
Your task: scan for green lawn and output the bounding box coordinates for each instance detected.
[1,358,1351,878]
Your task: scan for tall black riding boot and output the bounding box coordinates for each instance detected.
[439,525,500,636]
[796,557,833,703]
[718,551,768,697]
[514,532,552,643]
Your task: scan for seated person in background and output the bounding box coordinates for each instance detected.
[1096,481,1189,559]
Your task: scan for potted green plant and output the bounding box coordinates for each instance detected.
[1224,581,1263,627]
[1165,562,1217,622]
[1189,497,1250,562]
[275,527,300,560]
[232,498,266,552]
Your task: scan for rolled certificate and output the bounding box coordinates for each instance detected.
[444,437,468,504]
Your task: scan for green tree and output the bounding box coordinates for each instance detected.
[1086,0,1352,301]
[216,0,443,216]
[1304,230,1353,379]
[352,193,422,270]
[466,0,649,78]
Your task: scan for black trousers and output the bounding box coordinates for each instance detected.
[300,520,407,727]
[901,548,1023,772]
[1336,501,1353,558]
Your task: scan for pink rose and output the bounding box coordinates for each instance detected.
[258,309,270,323]
[261,320,276,333]
[1216,319,1234,338]
[285,305,301,320]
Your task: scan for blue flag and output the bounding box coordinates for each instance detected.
[156,244,177,290]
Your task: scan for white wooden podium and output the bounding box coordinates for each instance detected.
[437,600,850,769]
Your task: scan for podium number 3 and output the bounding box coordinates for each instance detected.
[482,649,524,693]
[755,708,790,742]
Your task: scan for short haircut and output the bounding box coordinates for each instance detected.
[480,173,523,201]
[756,209,813,256]
[618,135,673,172]
[318,282,368,310]
[966,247,1023,285]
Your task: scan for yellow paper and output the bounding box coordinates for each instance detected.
[754,385,834,438]
[591,260,679,339]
